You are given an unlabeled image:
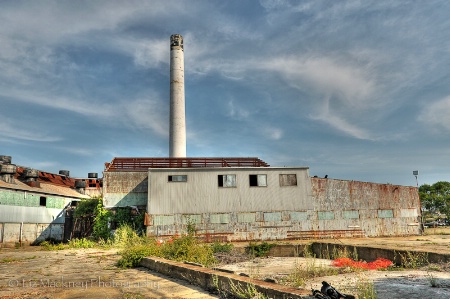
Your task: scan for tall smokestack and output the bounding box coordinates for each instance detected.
[169,34,186,158]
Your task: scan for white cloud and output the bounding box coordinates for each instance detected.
[227,99,250,120]
[419,96,450,131]
[123,98,168,137]
[264,127,283,140]
[0,119,61,142]
[262,55,375,107]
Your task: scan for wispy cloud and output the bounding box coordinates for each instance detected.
[0,119,61,142]
[419,96,450,132]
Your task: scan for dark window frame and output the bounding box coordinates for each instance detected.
[218,174,237,188]
[39,196,47,207]
[168,175,188,182]
[249,174,267,187]
[279,174,298,187]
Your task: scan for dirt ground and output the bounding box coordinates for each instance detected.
[0,247,217,299]
[0,228,449,299]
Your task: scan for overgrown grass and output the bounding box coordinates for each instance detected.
[211,275,268,299]
[285,245,340,288]
[355,275,377,299]
[247,242,276,257]
[115,225,216,268]
[396,251,429,269]
[0,256,37,263]
[211,242,233,253]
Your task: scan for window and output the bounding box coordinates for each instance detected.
[218,175,236,187]
[168,175,187,182]
[279,174,297,186]
[39,196,47,207]
[249,174,267,187]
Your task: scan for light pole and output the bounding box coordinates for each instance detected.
[413,170,419,188]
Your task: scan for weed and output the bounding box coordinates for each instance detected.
[117,243,160,268]
[117,234,216,268]
[161,235,216,266]
[355,275,377,299]
[0,256,37,263]
[396,251,429,269]
[427,271,439,287]
[212,275,268,299]
[0,257,18,263]
[211,242,233,253]
[319,244,358,261]
[40,241,65,251]
[288,257,339,288]
[229,279,268,299]
[68,238,97,248]
[427,264,442,271]
[247,242,275,257]
[123,293,145,299]
[112,224,144,247]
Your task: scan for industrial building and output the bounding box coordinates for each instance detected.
[0,155,102,246]
[103,156,421,241]
[102,34,421,241]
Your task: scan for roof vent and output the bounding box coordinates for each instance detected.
[0,164,16,184]
[88,172,98,178]
[59,170,70,177]
[0,155,12,165]
[24,168,40,188]
[75,180,86,195]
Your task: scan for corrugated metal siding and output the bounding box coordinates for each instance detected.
[148,167,312,214]
[0,205,66,223]
[146,176,421,240]
[0,222,64,246]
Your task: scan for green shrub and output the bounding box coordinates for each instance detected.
[67,238,97,249]
[247,242,275,257]
[39,240,66,251]
[117,244,160,268]
[162,235,216,267]
[117,234,217,268]
[211,242,234,253]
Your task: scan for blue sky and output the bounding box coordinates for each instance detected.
[1,0,449,186]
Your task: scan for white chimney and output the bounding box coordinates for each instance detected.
[169,34,186,158]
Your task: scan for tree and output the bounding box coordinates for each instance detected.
[419,181,450,220]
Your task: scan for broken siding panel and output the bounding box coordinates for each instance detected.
[153,215,175,225]
[318,211,335,220]
[210,213,230,224]
[237,212,256,223]
[181,214,202,224]
[343,210,359,219]
[279,174,297,186]
[400,208,418,217]
[378,209,394,218]
[290,211,308,221]
[263,212,281,222]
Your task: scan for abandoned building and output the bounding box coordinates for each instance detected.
[102,34,421,241]
[0,155,102,246]
[103,157,421,241]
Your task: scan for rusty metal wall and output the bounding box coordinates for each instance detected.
[146,175,421,241]
[103,171,148,207]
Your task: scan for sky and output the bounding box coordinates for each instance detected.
[1,0,449,187]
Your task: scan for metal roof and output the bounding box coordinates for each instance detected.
[0,178,89,199]
[104,157,270,172]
